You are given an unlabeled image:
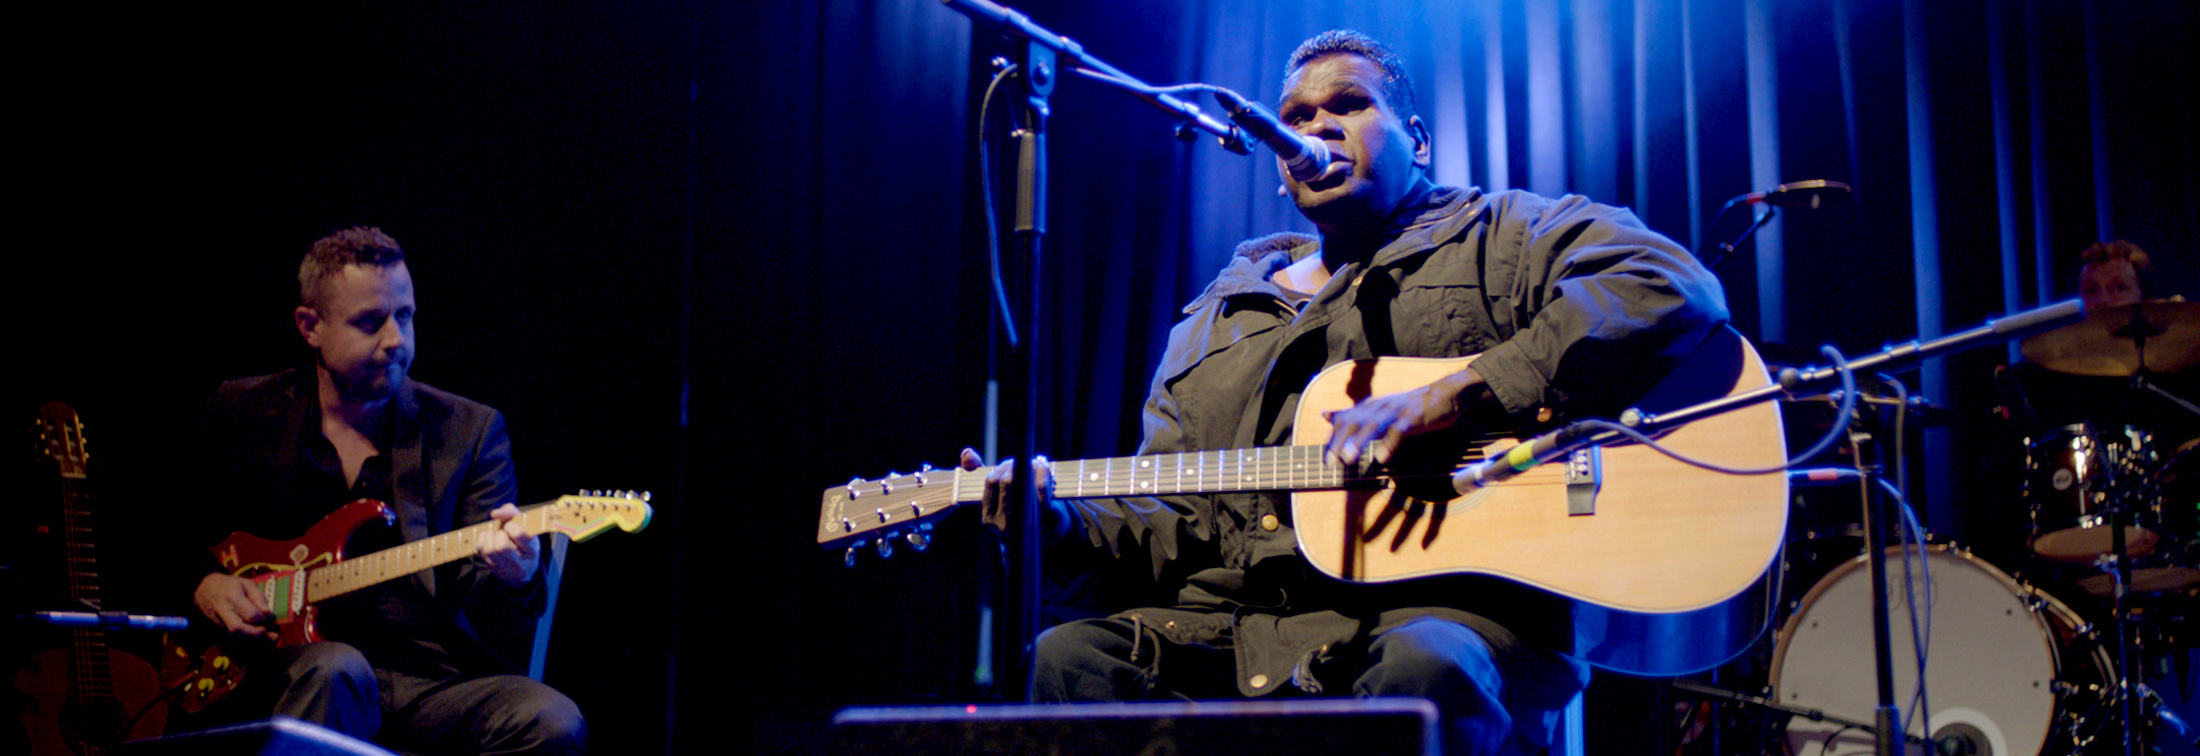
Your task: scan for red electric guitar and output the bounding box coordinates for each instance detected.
[158,491,652,712]
[206,492,653,648]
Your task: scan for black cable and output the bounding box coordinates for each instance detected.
[1561,345,1859,476]
[976,60,1021,347]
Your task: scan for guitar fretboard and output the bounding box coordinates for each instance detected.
[62,476,116,701]
[1046,445,1352,499]
[304,506,566,601]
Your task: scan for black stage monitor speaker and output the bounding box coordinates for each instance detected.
[832,698,1438,756]
[112,717,398,756]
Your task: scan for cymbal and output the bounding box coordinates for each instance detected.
[2020,300,2200,376]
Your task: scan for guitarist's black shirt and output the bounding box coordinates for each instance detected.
[295,435,474,679]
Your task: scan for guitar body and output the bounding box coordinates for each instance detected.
[1290,327,1788,675]
[15,647,166,756]
[211,498,395,648]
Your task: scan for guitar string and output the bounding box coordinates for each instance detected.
[839,439,1570,539]
[309,503,634,598]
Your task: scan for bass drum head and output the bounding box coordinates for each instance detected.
[1770,546,2075,756]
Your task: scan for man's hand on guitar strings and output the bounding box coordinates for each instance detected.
[1323,367,1485,471]
[193,572,278,641]
[477,503,541,586]
[963,447,1053,534]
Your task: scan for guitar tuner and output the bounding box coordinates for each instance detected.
[846,477,864,498]
[876,508,889,523]
[906,530,930,551]
[876,535,895,559]
[844,545,860,568]
[841,518,854,533]
[881,475,896,494]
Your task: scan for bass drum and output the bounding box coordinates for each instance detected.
[1770,546,2112,755]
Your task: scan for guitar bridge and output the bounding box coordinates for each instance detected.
[1566,448,1600,516]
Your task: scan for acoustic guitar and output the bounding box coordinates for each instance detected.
[14,403,168,755]
[819,327,1789,676]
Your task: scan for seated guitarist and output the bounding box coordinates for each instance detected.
[969,31,1727,756]
[173,227,583,754]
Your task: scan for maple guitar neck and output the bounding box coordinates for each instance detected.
[304,504,586,602]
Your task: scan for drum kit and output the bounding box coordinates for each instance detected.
[1751,302,2200,756]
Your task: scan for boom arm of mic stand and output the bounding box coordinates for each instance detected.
[1626,300,2085,438]
[941,0,1249,154]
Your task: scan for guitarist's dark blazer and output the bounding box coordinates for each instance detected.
[179,367,545,676]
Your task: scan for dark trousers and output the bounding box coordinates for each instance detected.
[1031,615,1580,756]
[270,643,586,756]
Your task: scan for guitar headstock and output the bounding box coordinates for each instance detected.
[35,402,88,479]
[817,464,972,558]
[544,491,654,541]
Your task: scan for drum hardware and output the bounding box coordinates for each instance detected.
[1666,679,1938,752]
[1754,301,2094,756]
[2023,424,2161,564]
[1771,546,2118,756]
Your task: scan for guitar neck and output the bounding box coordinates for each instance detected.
[305,504,562,602]
[822,443,1447,545]
[1045,445,1355,499]
[62,471,118,700]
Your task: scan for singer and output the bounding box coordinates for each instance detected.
[970,30,1726,756]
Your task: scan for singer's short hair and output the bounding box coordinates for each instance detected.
[2078,239,2153,272]
[300,226,407,308]
[1286,30,1418,120]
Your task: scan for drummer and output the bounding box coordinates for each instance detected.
[2010,240,2198,445]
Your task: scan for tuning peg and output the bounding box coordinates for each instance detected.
[846,477,864,498]
[881,473,897,494]
[906,530,931,552]
[844,544,861,568]
[639,491,651,502]
[876,534,895,559]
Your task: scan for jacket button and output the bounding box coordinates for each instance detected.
[1260,514,1280,531]
[1248,674,1270,689]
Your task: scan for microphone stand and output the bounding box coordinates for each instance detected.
[937,0,1249,699]
[1697,179,1852,269]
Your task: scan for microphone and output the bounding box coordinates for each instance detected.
[1452,422,1597,494]
[1738,179,1852,209]
[1211,88,1332,183]
[30,610,191,632]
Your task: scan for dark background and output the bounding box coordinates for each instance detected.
[16,0,2195,754]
